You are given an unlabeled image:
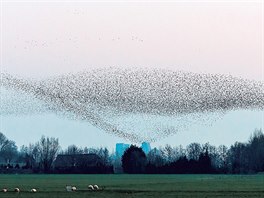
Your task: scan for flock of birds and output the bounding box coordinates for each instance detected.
[1,67,264,142]
[1,184,100,193]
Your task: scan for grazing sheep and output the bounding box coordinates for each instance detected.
[71,186,77,191]
[88,185,94,190]
[66,185,72,192]
[93,185,99,190]
[31,188,37,193]
[2,188,7,192]
[14,188,20,192]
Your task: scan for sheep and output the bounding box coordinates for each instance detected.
[71,186,77,191]
[93,185,99,190]
[88,185,94,190]
[66,185,72,192]
[31,188,37,193]
[14,188,20,192]
[2,188,7,192]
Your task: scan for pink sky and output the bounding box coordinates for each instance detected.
[2,1,263,80]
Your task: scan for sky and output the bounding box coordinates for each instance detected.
[1,1,263,150]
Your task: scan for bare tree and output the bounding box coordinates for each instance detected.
[85,147,110,166]
[160,144,173,162]
[202,143,218,169]
[97,147,110,166]
[228,142,248,173]
[36,136,60,172]
[64,144,83,155]
[248,129,264,172]
[0,132,8,150]
[186,143,201,161]
[0,132,18,163]
[147,148,165,167]
[217,145,229,171]
[20,143,40,168]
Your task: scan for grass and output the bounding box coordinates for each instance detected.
[0,174,263,197]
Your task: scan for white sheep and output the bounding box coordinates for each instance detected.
[2,188,7,192]
[88,185,94,190]
[66,185,72,192]
[14,188,20,192]
[31,188,37,193]
[71,186,77,191]
[93,185,99,190]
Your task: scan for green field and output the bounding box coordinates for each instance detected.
[0,174,263,198]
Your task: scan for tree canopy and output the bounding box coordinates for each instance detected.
[122,145,147,174]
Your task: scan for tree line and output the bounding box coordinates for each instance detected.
[0,129,263,174]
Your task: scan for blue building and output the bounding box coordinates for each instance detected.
[141,142,151,154]
[115,143,130,158]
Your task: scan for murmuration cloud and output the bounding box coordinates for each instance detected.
[1,67,264,142]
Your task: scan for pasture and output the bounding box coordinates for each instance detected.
[0,174,263,198]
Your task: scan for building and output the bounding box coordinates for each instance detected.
[54,154,102,168]
[141,142,151,154]
[115,143,130,158]
[54,154,113,173]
